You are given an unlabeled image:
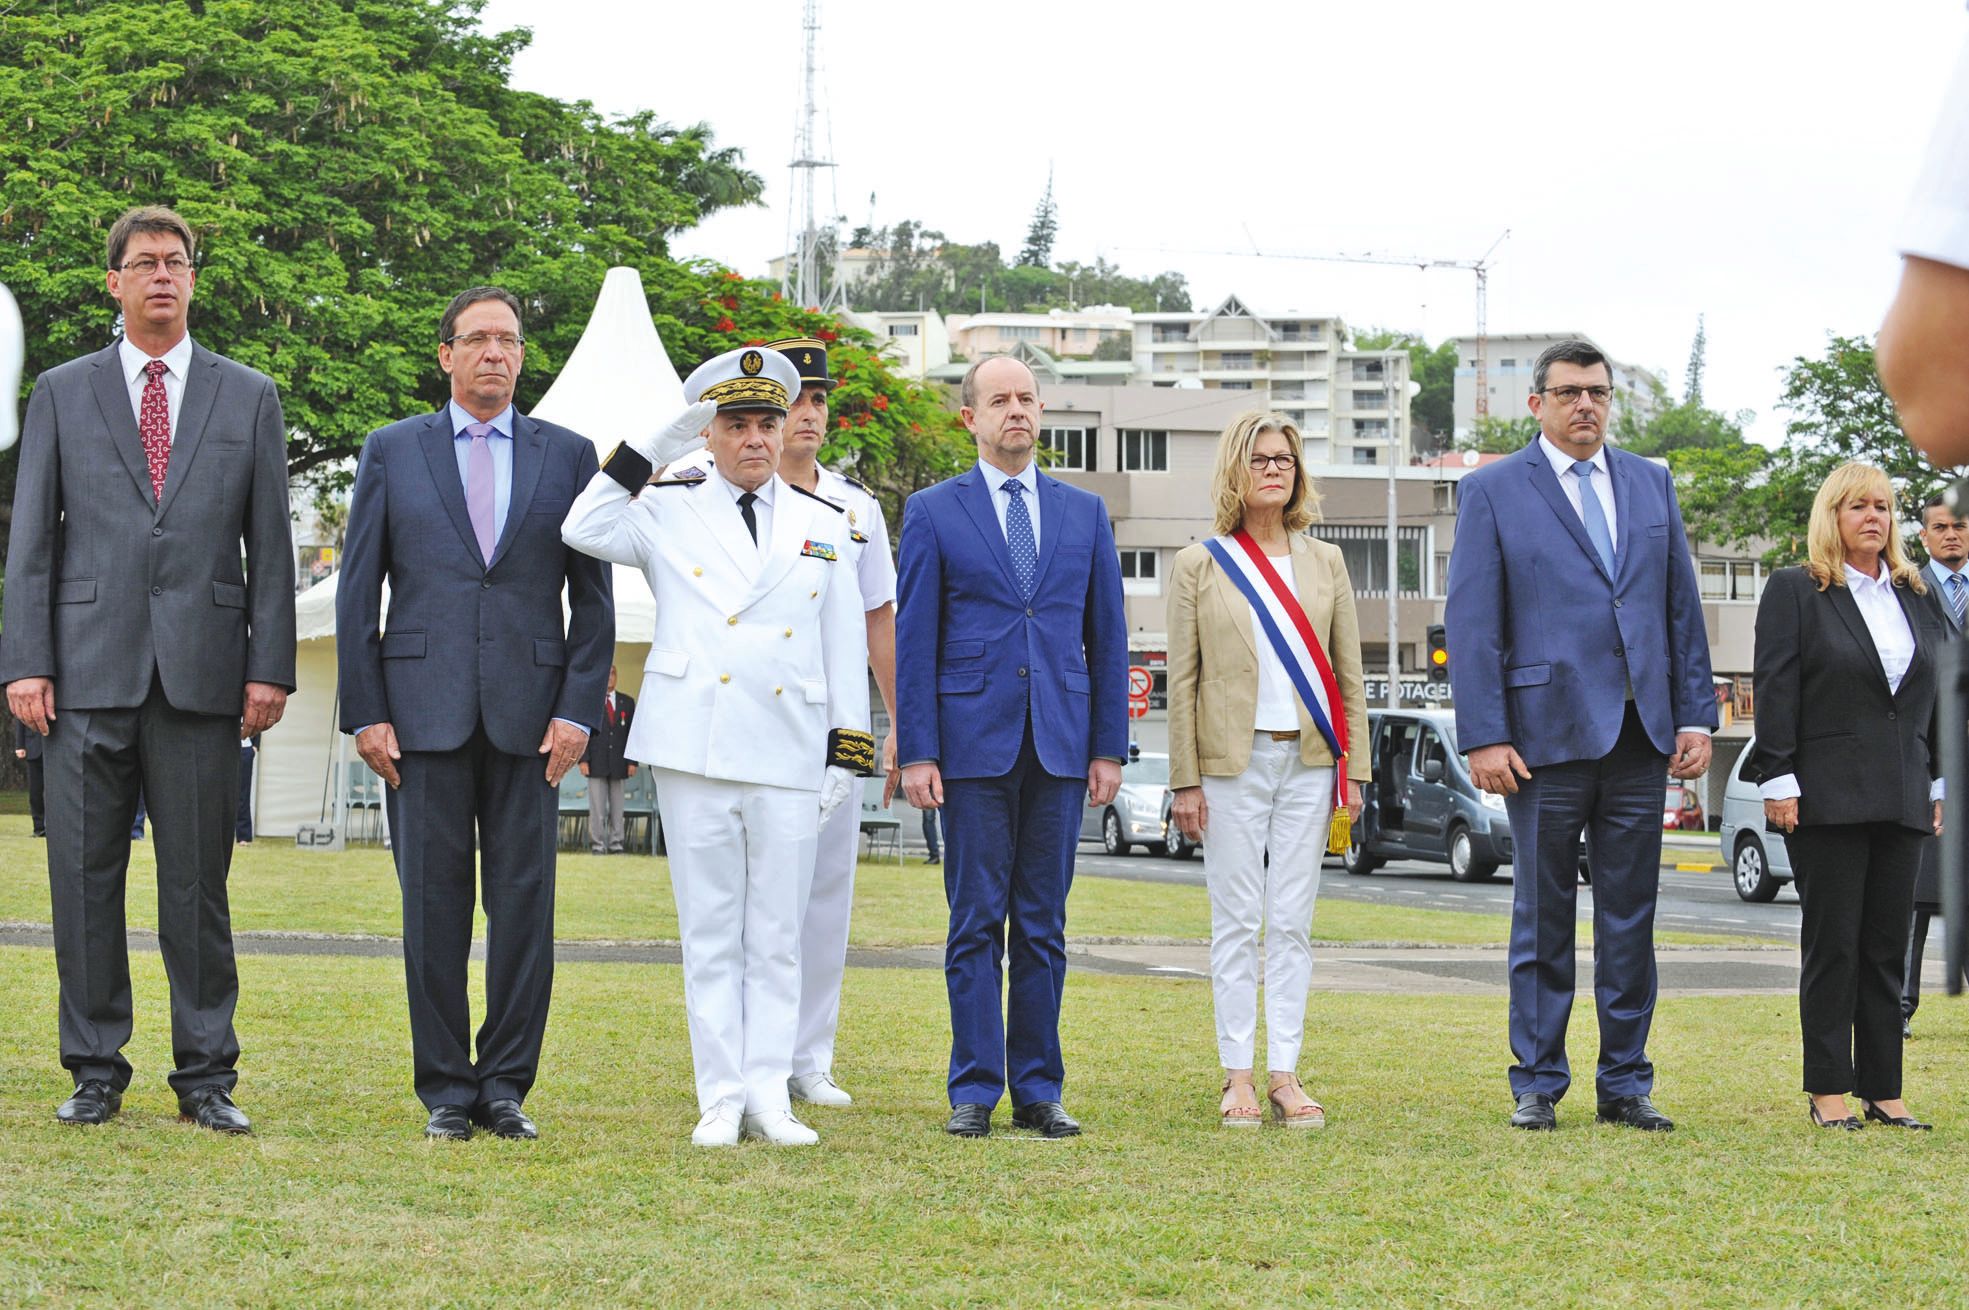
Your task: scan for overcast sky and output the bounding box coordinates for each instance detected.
[480,0,1967,445]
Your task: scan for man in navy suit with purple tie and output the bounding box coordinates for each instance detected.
[896,355,1128,1139]
[1446,338,1716,1133]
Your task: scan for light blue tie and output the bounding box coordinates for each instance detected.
[1949,573,1966,630]
[1004,479,1037,599]
[1571,460,1616,577]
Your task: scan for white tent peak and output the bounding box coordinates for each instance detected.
[532,266,687,450]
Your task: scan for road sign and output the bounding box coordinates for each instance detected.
[1128,665,1152,698]
[1128,697,1150,720]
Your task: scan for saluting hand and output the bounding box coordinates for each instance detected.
[638,400,717,468]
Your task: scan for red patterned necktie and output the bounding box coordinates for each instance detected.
[138,358,171,502]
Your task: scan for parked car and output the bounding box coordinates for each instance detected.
[1343,709,1512,882]
[1718,738,1793,902]
[1081,748,1174,856]
[1664,782,1705,832]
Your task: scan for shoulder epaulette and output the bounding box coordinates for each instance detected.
[834,471,872,495]
[789,481,847,512]
[646,477,702,490]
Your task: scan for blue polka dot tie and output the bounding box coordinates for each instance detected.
[1004,478,1037,600]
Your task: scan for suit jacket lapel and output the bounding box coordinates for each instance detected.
[1826,583,1892,691]
[956,469,1019,593]
[1894,581,1935,698]
[488,415,546,569]
[417,411,485,567]
[1204,556,1259,656]
[739,477,807,611]
[1026,472,1066,594]
[1606,449,1636,585]
[684,473,761,579]
[1519,444,1610,582]
[156,343,221,522]
[88,345,158,508]
[1929,563,1964,631]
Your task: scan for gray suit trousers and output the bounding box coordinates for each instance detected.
[586,775,626,852]
[45,680,241,1094]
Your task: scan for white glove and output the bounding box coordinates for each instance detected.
[818,766,855,821]
[636,400,717,467]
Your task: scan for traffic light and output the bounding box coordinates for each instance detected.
[1427,624,1449,684]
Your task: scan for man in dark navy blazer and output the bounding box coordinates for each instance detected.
[336,286,612,1142]
[1445,338,1716,1133]
[896,355,1128,1138]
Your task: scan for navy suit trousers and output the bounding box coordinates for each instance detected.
[941,717,1083,1108]
[1503,702,1667,1102]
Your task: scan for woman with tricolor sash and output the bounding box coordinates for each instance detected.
[1166,411,1369,1129]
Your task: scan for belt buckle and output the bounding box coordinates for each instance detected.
[1269,730,1300,742]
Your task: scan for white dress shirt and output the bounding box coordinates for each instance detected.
[713,463,774,558]
[1538,434,1618,541]
[1759,560,1942,801]
[976,459,1041,550]
[118,333,194,442]
[1251,554,1301,731]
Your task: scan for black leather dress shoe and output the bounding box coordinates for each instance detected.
[944,1104,992,1137]
[1510,1092,1557,1130]
[425,1105,473,1141]
[474,1098,538,1140]
[1011,1101,1081,1138]
[1862,1100,1933,1130]
[178,1087,252,1135]
[1596,1094,1674,1132]
[56,1080,122,1126]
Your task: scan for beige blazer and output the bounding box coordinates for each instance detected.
[1165,534,1370,791]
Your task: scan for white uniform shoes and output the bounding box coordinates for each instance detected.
[691,1105,742,1148]
[740,1110,819,1146]
[788,1073,853,1107]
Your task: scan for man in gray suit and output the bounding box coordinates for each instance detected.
[1,205,296,1133]
[336,286,611,1142]
[1906,493,1968,1029]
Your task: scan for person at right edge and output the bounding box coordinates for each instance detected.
[1746,464,1943,1132]
[1444,338,1715,1133]
[1904,494,1967,1034]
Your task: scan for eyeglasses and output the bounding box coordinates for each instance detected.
[1249,453,1298,471]
[443,331,525,352]
[117,256,192,278]
[1540,385,1614,406]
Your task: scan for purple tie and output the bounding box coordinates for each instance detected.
[465,422,497,564]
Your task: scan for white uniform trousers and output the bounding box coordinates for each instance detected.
[1199,734,1334,1072]
[652,767,820,1118]
[792,791,859,1078]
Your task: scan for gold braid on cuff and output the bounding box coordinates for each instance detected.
[827,728,876,776]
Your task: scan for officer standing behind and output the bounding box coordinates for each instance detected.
[579,666,637,855]
[562,346,872,1148]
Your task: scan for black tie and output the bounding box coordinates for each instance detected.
[737,490,758,544]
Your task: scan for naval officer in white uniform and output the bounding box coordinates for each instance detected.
[663,337,896,1109]
[561,346,873,1147]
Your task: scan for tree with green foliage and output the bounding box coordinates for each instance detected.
[1685,313,1707,407]
[1459,414,1540,453]
[1019,170,1057,269]
[0,0,971,542]
[849,223,1187,316]
[1670,334,1965,566]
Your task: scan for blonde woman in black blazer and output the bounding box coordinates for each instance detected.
[1745,462,1944,1131]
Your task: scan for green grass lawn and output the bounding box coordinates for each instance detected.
[0,945,1963,1306]
[0,816,1751,948]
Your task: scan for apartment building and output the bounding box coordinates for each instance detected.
[1130,295,1416,466]
[944,305,1133,359]
[1449,331,1666,439]
[841,307,952,378]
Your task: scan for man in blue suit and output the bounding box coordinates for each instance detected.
[897,355,1128,1138]
[337,286,612,1142]
[1445,338,1715,1133]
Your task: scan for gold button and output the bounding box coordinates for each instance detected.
[726,616,738,626]
[774,686,783,696]
[719,673,730,684]
[693,567,703,577]
[809,590,817,598]
[783,628,793,638]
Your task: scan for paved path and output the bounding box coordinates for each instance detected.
[0,920,1840,995]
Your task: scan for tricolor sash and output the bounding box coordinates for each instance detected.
[1202,532,1352,845]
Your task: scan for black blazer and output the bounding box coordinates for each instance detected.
[581,690,635,778]
[1745,566,1946,833]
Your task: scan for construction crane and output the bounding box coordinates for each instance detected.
[1118,229,1510,419]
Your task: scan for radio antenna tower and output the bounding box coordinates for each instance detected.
[782,0,842,311]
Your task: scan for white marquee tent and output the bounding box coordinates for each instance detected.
[252,267,685,837]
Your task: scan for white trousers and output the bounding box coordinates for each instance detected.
[651,768,820,1118]
[1199,735,1334,1072]
[792,792,860,1077]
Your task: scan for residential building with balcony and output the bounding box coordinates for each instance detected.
[944,305,1134,359]
[841,308,952,378]
[1450,331,1666,439]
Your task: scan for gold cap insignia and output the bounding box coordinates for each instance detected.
[740,349,764,376]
